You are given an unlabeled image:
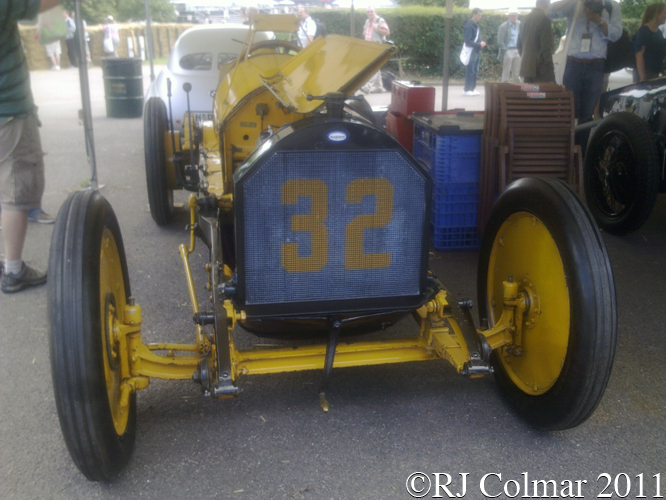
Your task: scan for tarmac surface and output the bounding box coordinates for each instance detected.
[0,65,665,499]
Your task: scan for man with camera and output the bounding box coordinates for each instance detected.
[547,0,622,153]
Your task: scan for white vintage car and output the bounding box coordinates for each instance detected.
[144,24,271,130]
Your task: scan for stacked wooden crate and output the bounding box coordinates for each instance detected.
[478,82,583,233]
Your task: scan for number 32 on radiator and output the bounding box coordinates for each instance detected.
[281,178,394,273]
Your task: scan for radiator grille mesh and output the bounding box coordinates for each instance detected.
[241,150,426,306]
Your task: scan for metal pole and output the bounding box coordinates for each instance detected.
[441,0,453,111]
[350,0,355,38]
[74,0,99,190]
[144,0,155,82]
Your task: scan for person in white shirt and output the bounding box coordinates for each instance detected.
[497,8,522,83]
[297,5,316,47]
[547,0,622,153]
[361,7,390,93]
[103,15,120,57]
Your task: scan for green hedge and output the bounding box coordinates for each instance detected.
[311,7,639,80]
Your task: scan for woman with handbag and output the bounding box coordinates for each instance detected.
[103,15,120,57]
[462,8,487,96]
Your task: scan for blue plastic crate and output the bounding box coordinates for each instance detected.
[433,225,481,250]
[413,124,481,185]
[431,182,481,251]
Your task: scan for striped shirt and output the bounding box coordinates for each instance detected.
[0,0,40,119]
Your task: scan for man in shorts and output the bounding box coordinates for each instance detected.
[0,0,59,292]
[44,39,61,70]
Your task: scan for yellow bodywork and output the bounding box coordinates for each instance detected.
[202,19,395,197]
[112,15,539,399]
[106,198,545,402]
[261,35,396,113]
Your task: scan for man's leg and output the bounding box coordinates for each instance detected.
[563,59,584,119]
[67,38,78,67]
[511,51,522,83]
[1,208,28,261]
[464,58,474,92]
[501,53,512,83]
[576,61,605,156]
[0,116,47,293]
[465,51,480,92]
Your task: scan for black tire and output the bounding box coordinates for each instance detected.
[477,177,616,430]
[144,97,174,225]
[584,111,660,235]
[48,191,136,481]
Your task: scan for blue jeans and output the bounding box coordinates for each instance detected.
[563,58,605,154]
[464,51,480,92]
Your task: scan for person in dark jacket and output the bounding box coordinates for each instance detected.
[63,9,77,67]
[633,2,666,82]
[463,8,487,96]
[519,0,555,83]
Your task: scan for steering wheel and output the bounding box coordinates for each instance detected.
[247,40,301,58]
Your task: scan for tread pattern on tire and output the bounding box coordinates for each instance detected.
[49,191,136,481]
[478,177,617,430]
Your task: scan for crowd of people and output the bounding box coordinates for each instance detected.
[459,0,666,154]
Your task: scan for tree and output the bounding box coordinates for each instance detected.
[61,0,117,24]
[61,0,175,24]
[117,0,176,22]
[620,0,650,20]
[398,0,469,8]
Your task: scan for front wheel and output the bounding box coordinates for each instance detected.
[48,191,136,480]
[584,112,660,235]
[478,177,616,430]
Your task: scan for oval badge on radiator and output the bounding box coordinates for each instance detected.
[327,131,348,142]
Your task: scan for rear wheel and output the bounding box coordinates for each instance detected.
[144,97,174,225]
[584,112,660,234]
[49,191,136,481]
[478,177,616,430]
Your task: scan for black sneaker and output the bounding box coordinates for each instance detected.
[1,263,47,293]
[28,210,56,224]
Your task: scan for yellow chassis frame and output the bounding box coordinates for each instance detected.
[109,197,528,407]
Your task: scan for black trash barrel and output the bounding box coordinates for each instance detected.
[101,58,143,118]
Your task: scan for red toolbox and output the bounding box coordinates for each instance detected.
[386,111,414,153]
[390,81,436,117]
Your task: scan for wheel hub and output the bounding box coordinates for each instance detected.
[104,293,120,370]
[519,276,541,331]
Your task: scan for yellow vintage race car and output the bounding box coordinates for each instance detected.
[48,14,617,481]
